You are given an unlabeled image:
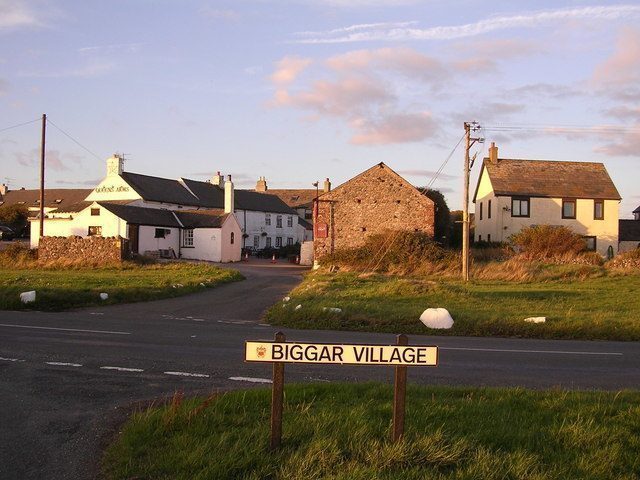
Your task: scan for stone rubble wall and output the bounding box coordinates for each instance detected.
[314,164,435,260]
[38,236,129,263]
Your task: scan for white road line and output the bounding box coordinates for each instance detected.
[441,347,623,356]
[100,366,144,372]
[0,323,131,335]
[45,362,82,367]
[164,371,209,378]
[0,357,24,362]
[229,376,272,384]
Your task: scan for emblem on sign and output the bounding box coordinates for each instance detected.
[256,345,266,358]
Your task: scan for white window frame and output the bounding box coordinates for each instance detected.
[276,215,283,228]
[287,216,293,227]
[265,213,271,226]
[183,229,194,247]
[275,236,282,247]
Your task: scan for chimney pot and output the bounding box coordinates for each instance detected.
[225,175,235,213]
[489,142,499,164]
[256,176,268,192]
[323,178,331,193]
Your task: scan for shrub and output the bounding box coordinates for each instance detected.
[0,204,28,231]
[607,248,640,270]
[0,243,37,268]
[510,225,588,260]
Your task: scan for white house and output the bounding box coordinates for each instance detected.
[29,155,301,262]
[473,143,621,256]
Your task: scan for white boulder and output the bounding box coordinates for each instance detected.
[20,291,36,304]
[99,293,109,301]
[295,304,302,310]
[283,296,291,302]
[524,316,546,324]
[323,307,342,313]
[420,308,454,329]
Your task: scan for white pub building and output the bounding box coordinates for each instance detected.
[30,155,302,262]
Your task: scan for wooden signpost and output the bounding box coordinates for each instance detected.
[245,332,438,449]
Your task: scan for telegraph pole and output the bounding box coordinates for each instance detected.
[39,113,46,238]
[462,121,483,282]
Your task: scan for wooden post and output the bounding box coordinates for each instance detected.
[270,331,286,450]
[391,334,408,442]
[39,113,46,238]
[462,122,470,282]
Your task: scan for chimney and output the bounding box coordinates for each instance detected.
[224,174,234,213]
[0,183,7,196]
[256,176,268,192]
[106,154,124,176]
[323,178,331,193]
[211,171,223,186]
[488,142,499,164]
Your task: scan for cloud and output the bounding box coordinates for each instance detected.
[294,5,640,43]
[15,149,82,171]
[594,129,640,156]
[55,178,102,186]
[397,169,457,181]
[504,83,583,99]
[604,105,640,122]
[451,38,542,72]
[0,0,44,31]
[20,61,116,78]
[200,7,240,21]
[270,55,313,86]
[350,111,437,145]
[593,27,640,87]
[0,78,8,95]
[78,43,144,54]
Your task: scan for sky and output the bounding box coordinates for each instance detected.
[0,0,639,216]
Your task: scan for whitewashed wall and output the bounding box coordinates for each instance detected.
[138,225,180,255]
[180,229,222,262]
[237,210,300,248]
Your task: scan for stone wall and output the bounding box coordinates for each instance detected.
[314,163,435,260]
[38,236,129,263]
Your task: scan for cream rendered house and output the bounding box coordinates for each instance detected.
[473,144,621,256]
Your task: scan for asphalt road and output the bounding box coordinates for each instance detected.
[1,260,638,480]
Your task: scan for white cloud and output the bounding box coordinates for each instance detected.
[78,43,144,54]
[270,55,313,86]
[294,5,640,43]
[20,61,116,78]
[200,7,240,21]
[0,0,43,31]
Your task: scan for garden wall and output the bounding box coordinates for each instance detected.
[38,236,129,264]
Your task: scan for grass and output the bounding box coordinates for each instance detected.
[265,270,640,341]
[0,262,243,311]
[102,383,640,480]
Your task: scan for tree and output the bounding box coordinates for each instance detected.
[420,188,451,245]
[0,204,29,233]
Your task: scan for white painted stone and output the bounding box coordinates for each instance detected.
[323,307,342,313]
[295,304,302,310]
[524,316,546,324]
[283,296,291,302]
[99,293,109,300]
[419,308,454,329]
[20,291,36,304]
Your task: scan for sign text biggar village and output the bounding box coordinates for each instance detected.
[245,341,438,366]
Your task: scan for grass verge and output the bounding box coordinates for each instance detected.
[102,383,640,480]
[0,262,243,311]
[265,271,640,341]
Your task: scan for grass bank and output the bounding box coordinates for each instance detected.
[265,271,640,341]
[0,262,242,311]
[103,383,640,480]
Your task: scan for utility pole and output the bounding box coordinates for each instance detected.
[39,113,46,238]
[462,121,483,282]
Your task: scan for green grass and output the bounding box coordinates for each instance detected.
[265,271,640,341]
[103,383,640,480]
[0,262,243,311]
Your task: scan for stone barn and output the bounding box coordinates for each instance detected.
[313,163,435,260]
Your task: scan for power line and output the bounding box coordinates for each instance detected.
[483,123,640,134]
[0,118,41,134]
[47,119,102,161]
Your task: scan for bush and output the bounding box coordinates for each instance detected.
[0,243,37,268]
[510,225,588,260]
[607,248,640,269]
[0,204,29,235]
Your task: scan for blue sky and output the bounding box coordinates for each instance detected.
[1,1,639,215]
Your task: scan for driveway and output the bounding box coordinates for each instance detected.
[1,259,638,480]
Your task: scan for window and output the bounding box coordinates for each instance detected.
[253,235,259,248]
[275,236,282,247]
[91,208,100,216]
[88,226,102,236]
[480,202,483,220]
[478,234,482,242]
[287,237,293,246]
[594,200,604,220]
[231,232,235,244]
[287,216,293,227]
[488,200,492,219]
[265,213,271,226]
[487,234,491,242]
[276,215,283,228]
[183,229,194,247]
[154,228,166,238]
[304,212,312,220]
[266,237,272,248]
[583,236,596,251]
[511,197,530,217]
[562,199,576,219]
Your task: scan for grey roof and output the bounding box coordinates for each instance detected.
[474,159,621,202]
[298,217,313,230]
[175,210,228,228]
[0,188,92,213]
[121,172,200,206]
[236,189,297,214]
[633,205,640,214]
[619,220,640,242]
[98,203,182,228]
[180,178,225,207]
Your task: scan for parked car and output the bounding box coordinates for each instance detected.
[0,225,16,241]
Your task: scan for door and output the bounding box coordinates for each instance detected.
[129,224,139,254]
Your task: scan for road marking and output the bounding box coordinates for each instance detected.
[100,366,144,372]
[164,371,209,378]
[0,357,24,362]
[441,347,623,356]
[0,323,131,335]
[45,362,82,367]
[229,376,272,384]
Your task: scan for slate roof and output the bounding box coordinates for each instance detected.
[262,189,317,209]
[236,189,297,214]
[634,205,640,214]
[180,178,225,208]
[98,203,182,228]
[0,188,92,213]
[121,172,200,206]
[175,210,228,228]
[298,217,313,230]
[619,220,640,242]
[473,159,621,202]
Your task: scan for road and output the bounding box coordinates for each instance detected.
[1,260,638,479]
